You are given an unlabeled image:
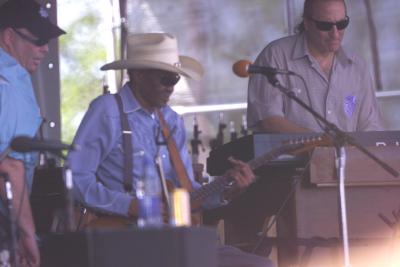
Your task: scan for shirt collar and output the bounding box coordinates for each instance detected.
[0,47,30,77]
[291,33,354,66]
[335,46,354,66]
[292,33,308,60]
[118,82,141,113]
[118,82,168,117]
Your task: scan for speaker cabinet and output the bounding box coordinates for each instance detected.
[41,227,217,267]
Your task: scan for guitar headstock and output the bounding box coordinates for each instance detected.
[281,134,332,155]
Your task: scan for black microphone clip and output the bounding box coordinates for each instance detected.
[247,64,295,76]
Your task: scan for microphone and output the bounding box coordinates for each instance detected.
[232,59,295,77]
[10,136,76,153]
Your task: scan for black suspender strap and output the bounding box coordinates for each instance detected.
[114,94,133,193]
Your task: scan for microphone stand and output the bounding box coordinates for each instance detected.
[210,113,227,150]
[102,75,110,95]
[240,114,249,136]
[62,162,75,232]
[0,148,20,267]
[229,121,238,141]
[0,171,18,267]
[264,73,398,267]
[190,115,202,167]
[190,116,208,185]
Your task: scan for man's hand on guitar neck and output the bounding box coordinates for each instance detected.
[220,157,255,203]
[225,157,255,188]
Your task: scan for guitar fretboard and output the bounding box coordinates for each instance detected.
[190,142,305,202]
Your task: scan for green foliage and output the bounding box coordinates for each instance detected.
[60,11,107,142]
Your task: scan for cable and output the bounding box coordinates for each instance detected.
[293,73,327,131]
[251,158,311,254]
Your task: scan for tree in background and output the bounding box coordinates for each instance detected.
[60,10,107,142]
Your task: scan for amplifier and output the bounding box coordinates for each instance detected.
[31,166,65,234]
[41,227,217,267]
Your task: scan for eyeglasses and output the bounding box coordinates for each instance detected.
[159,72,181,87]
[309,16,350,31]
[12,28,49,46]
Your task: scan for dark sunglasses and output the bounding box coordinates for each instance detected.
[309,16,350,31]
[159,72,181,87]
[12,28,49,46]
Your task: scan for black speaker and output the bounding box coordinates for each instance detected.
[30,166,65,234]
[41,227,217,267]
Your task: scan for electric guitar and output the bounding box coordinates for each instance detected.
[80,135,331,229]
[189,135,331,209]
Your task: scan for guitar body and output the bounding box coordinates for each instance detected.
[79,210,202,230]
[77,180,204,230]
[165,179,204,225]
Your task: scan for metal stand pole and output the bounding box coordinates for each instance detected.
[336,146,351,267]
[63,165,75,232]
[263,73,397,267]
[0,172,19,267]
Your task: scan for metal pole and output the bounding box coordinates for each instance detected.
[336,146,352,267]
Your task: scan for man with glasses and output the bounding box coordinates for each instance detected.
[68,32,274,267]
[247,0,384,133]
[0,0,65,266]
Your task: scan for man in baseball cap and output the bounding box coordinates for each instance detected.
[0,0,65,266]
[0,0,65,45]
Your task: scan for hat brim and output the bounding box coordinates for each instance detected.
[28,18,66,41]
[100,55,204,81]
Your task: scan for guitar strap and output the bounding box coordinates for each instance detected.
[114,94,133,193]
[156,109,194,192]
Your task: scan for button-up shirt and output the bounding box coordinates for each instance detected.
[0,48,41,189]
[247,33,384,132]
[68,83,221,217]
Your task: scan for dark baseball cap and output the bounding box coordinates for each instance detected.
[0,0,66,42]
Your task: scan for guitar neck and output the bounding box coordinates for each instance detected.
[192,153,199,165]
[190,145,294,203]
[247,145,295,170]
[190,136,329,204]
[190,174,230,203]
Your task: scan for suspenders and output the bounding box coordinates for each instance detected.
[113,94,193,193]
[114,94,133,193]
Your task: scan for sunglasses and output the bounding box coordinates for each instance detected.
[159,72,181,87]
[309,16,350,31]
[12,28,49,46]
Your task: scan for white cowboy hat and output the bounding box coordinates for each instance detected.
[100,33,204,81]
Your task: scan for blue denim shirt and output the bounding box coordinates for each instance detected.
[68,83,221,217]
[0,48,41,190]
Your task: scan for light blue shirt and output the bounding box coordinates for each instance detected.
[68,83,221,217]
[0,48,41,190]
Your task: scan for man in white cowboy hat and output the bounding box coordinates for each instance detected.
[68,33,274,267]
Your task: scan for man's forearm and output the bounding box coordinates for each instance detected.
[0,158,36,238]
